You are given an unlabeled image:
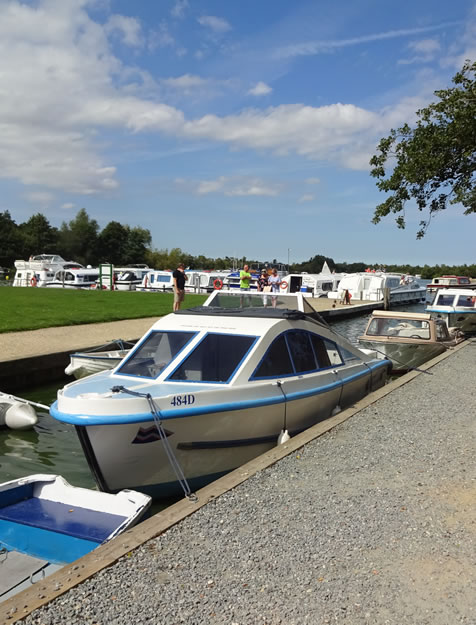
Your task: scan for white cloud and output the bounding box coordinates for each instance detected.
[398,38,441,65]
[163,74,208,89]
[306,177,320,185]
[197,15,232,34]
[61,202,75,209]
[248,82,272,96]
[105,14,142,47]
[274,21,461,59]
[24,191,54,205]
[195,176,281,197]
[171,0,189,19]
[299,194,314,203]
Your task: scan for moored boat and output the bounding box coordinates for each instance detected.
[426,288,476,334]
[50,290,392,498]
[358,310,464,373]
[0,474,151,601]
[12,255,83,288]
[65,339,138,379]
[327,271,426,304]
[426,275,475,294]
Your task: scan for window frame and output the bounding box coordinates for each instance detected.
[166,331,259,385]
[116,329,198,380]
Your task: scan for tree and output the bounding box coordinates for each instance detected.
[19,213,58,256]
[0,211,21,269]
[58,209,99,265]
[370,60,476,238]
[97,221,128,265]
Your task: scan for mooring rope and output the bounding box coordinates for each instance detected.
[111,386,197,501]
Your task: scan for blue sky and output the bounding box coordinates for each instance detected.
[1,0,475,266]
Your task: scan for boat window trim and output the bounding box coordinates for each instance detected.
[116,329,198,379]
[166,332,259,385]
[250,329,344,381]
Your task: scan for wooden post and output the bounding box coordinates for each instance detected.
[383,287,390,310]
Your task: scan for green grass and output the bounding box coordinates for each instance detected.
[0,286,207,333]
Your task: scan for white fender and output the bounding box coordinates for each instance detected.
[4,402,38,430]
[277,429,291,444]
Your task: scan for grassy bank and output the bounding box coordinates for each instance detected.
[0,287,207,333]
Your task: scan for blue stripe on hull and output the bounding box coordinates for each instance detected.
[51,360,389,426]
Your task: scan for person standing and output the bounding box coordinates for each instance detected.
[240,263,252,306]
[257,268,269,307]
[173,263,188,311]
[268,267,281,307]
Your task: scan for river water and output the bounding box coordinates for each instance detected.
[0,286,431,491]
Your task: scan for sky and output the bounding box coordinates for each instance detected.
[1,0,475,267]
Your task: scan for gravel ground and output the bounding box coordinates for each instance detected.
[22,342,476,625]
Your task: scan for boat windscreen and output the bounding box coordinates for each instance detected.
[117,331,196,378]
[206,291,301,310]
[366,318,431,339]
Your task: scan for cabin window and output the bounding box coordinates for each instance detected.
[286,331,316,373]
[169,333,256,383]
[339,346,360,362]
[456,295,475,308]
[253,335,294,378]
[309,334,332,368]
[118,330,196,378]
[436,294,456,306]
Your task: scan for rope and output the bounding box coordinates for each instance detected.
[275,380,288,430]
[111,386,197,501]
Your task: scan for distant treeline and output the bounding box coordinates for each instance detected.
[0,210,474,279]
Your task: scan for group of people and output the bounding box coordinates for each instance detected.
[172,262,285,311]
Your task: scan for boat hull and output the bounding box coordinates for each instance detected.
[73,364,388,498]
[359,339,445,372]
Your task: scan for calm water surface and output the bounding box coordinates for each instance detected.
[0,285,431,491]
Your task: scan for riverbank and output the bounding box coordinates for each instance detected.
[2,339,474,624]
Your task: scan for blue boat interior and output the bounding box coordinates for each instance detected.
[0,483,127,564]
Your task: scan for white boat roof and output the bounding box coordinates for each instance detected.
[433,288,476,296]
[371,310,432,321]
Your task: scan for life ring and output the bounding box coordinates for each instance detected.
[30,276,37,287]
[213,278,223,290]
[280,281,288,290]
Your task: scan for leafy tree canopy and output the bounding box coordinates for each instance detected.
[370,60,476,238]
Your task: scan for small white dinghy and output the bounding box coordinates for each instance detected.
[0,474,151,601]
[65,339,137,379]
[0,392,39,430]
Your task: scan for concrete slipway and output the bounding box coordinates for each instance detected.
[1,339,474,624]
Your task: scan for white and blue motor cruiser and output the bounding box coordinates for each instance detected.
[426,288,476,334]
[51,291,392,498]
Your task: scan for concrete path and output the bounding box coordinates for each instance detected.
[0,318,158,361]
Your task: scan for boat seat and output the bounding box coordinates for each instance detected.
[397,328,430,339]
[0,498,126,543]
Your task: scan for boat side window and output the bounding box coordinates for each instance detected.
[309,334,331,368]
[253,335,294,378]
[456,295,475,308]
[169,333,256,383]
[118,331,196,378]
[436,294,456,306]
[286,331,316,373]
[338,346,361,362]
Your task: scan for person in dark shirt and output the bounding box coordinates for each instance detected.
[173,263,188,311]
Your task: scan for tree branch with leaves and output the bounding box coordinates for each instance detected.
[370,59,476,238]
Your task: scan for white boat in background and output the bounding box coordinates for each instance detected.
[137,270,174,292]
[44,267,100,289]
[185,270,229,293]
[50,290,391,498]
[12,255,83,287]
[327,271,426,304]
[0,392,39,430]
[65,339,137,379]
[359,310,464,373]
[426,288,476,334]
[109,266,151,291]
[426,275,475,294]
[0,474,151,601]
